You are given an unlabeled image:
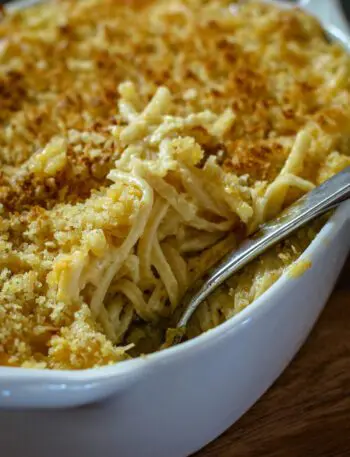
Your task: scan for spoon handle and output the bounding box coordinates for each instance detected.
[177,166,350,328]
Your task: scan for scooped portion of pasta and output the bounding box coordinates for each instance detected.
[0,0,349,369]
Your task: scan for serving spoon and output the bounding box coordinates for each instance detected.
[176,166,350,333]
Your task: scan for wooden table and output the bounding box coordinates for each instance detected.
[197,257,350,457]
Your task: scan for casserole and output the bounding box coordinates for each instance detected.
[0,1,349,456]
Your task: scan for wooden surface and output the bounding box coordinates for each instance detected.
[197,256,350,457]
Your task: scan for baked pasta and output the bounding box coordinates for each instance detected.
[0,0,349,369]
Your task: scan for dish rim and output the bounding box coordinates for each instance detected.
[0,0,349,382]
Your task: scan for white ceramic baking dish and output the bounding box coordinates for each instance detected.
[0,1,349,456]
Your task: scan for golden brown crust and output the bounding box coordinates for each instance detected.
[0,1,338,166]
[223,138,291,182]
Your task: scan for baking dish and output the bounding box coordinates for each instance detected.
[0,1,349,456]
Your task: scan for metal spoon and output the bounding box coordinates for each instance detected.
[177,166,350,331]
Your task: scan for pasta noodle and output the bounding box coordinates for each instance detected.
[0,0,349,369]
